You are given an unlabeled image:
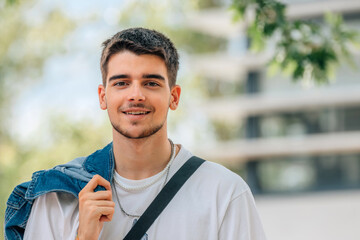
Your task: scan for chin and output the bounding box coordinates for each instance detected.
[113,124,164,140]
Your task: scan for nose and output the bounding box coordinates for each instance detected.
[128,83,145,102]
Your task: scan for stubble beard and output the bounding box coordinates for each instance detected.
[111,120,165,139]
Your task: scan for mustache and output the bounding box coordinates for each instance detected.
[118,103,154,112]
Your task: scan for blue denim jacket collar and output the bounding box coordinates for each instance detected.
[4,142,114,240]
[84,142,114,182]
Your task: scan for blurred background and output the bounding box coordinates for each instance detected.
[1,0,360,239]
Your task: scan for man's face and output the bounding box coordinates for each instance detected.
[98,50,181,139]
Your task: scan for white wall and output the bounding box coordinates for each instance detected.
[256,190,360,240]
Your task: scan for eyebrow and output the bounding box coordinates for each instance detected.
[143,74,165,81]
[108,74,129,82]
[108,74,165,82]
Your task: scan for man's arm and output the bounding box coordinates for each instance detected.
[218,189,267,240]
[24,192,79,239]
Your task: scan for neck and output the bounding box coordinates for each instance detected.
[112,130,172,180]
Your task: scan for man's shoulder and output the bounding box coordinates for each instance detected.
[195,159,250,195]
[200,160,247,182]
[178,146,249,192]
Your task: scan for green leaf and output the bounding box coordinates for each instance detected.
[230,0,359,85]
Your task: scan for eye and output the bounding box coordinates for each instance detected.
[145,81,160,87]
[114,81,128,87]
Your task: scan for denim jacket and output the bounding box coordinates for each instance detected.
[4,142,114,240]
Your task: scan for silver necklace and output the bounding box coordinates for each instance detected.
[113,139,176,218]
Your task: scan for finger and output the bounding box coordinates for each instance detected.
[89,200,115,207]
[83,175,111,192]
[84,202,115,218]
[96,207,115,221]
[100,214,113,222]
[83,190,113,201]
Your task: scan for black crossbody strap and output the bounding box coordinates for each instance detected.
[123,156,205,240]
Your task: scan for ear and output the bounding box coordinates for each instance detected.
[169,85,181,110]
[98,84,107,110]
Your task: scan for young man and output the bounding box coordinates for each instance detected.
[5,28,266,240]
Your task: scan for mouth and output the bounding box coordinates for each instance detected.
[123,111,151,116]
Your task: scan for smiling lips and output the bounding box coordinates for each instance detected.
[124,111,150,115]
[120,104,153,117]
[121,107,152,117]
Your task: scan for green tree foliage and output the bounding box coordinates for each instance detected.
[0,1,75,237]
[230,0,360,84]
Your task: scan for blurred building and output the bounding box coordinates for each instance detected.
[186,0,360,239]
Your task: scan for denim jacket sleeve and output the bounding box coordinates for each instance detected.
[4,181,32,240]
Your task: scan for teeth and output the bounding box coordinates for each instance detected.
[126,111,147,115]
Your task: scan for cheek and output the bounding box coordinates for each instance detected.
[156,96,171,108]
[106,94,122,107]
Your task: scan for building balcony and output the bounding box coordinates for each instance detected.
[195,131,360,166]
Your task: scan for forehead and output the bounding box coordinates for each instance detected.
[107,51,168,78]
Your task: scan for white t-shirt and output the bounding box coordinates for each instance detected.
[24,146,266,240]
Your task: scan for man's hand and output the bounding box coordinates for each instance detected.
[78,175,115,240]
